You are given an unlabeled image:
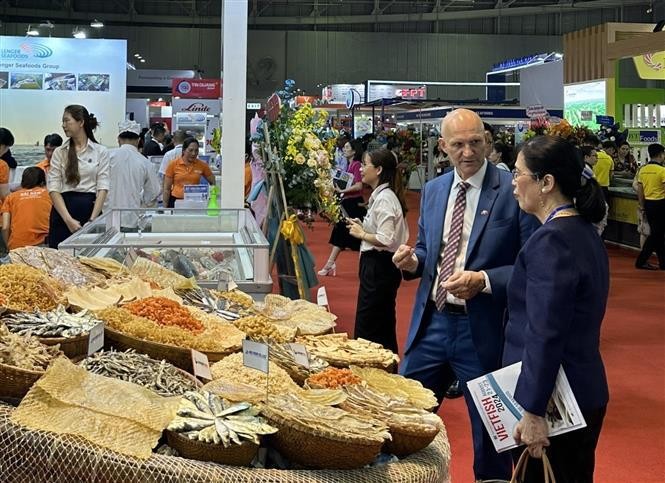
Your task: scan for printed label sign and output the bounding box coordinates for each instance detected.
[288,343,310,369]
[243,340,269,374]
[87,322,105,356]
[316,286,329,308]
[191,349,213,380]
[183,184,209,202]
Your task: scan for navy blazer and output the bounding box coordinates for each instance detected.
[404,162,537,371]
[503,216,610,415]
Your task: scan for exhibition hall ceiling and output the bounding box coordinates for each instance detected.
[0,0,655,28]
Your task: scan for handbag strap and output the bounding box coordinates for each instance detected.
[510,449,557,483]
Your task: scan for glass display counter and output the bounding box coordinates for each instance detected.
[58,208,272,298]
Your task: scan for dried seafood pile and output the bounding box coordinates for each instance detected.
[129,257,196,289]
[210,353,300,396]
[268,343,328,384]
[66,278,182,311]
[0,264,62,312]
[262,392,390,444]
[261,294,336,335]
[233,315,295,344]
[350,366,437,410]
[306,367,361,389]
[176,288,253,321]
[2,306,101,338]
[10,247,105,287]
[214,289,255,311]
[0,324,62,371]
[80,349,199,397]
[96,307,244,353]
[297,333,399,370]
[124,297,204,333]
[167,391,277,447]
[78,256,129,277]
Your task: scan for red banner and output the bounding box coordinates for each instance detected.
[171,78,222,99]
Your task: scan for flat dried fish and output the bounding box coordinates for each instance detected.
[3,306,101,338]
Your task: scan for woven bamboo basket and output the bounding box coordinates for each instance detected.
[384,424,440,458]
[165,430,258,466]
[0,362,44,399]
[104,327,235,372]
[39,333,89,359]
[262,409,384,469]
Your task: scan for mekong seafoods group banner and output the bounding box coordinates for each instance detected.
[0,36,127,147]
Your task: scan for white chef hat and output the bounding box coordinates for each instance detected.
[118,120,142,136]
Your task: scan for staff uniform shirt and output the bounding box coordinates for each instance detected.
[1,187,52,249]
[593,151,613,187]
[164,157,213,199]
[159,144,183,177]
[104,144,161,227]
[47,139,111,194]
[360,183,408,253]
[0,159,9,185]
[35,158,50,174]
[638,162,665,200]
[431,160,492,305]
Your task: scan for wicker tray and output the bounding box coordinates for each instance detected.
[263,410,384,470]
[166,430,258,466]
[0,362,43,400]
[104,327,235,372]
[39,333,89,359]
[385,424,440,458]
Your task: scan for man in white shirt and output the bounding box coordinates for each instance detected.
[105,120,160,229]
[159,130,186,179]
[393,109,537,482]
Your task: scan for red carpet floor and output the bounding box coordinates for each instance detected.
[297,190,665,482]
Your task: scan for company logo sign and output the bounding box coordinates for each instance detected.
[171,77,221,99]
[176,80,192,95]
[1,42,53,60]
[395,87,426,99]
[183,102,210,112]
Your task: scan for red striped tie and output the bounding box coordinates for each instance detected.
[435,181,469,311]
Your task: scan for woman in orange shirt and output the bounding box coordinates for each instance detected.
[1,167,52,250]
[162,137,215,207]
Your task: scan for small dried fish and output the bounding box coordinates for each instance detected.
[2,306,101,338]
[176,287,245,321]
[80,349,199,397]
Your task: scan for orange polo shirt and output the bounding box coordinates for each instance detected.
[35,158,50,174]
[1,187,52,250]
[0,159,9,185]
[164,157,213,199]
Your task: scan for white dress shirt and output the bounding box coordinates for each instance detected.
[104,144,161,227]
[159,144,183,177]
[360,183,409,253]
[47,138,110,194]
[431,161,492,305]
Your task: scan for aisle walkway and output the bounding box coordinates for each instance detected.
[300,191,665,482]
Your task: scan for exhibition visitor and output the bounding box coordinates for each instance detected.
[1,167,52,250]
[162,137,215,208]
[47,104,110,249]
[35,133,64,174]
[487,141,513,171]
[615,141,637,174]
[347,148,408,354]
[318,139,366,277]
[634,143,665,270]
[504,135,609,482]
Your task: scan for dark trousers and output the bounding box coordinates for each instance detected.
[400,301,512,480]
[48,192,96,249]
[511,406,606,483]
[167,195,179,208]
[354,249,401,354]
[636,198,665,268]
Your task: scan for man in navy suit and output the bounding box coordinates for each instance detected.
[393,109,536,482]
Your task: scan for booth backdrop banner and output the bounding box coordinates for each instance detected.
[171,78,221,99]
[0,36,126,146]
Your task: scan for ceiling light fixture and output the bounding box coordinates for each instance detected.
[90,19,104,28]
[26,25,40,36]
[73,27,86,39]
[140,59,146,63]
[134,53,141,58]
[39,20,55,29]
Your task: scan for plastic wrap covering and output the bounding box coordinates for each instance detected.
[10,358,179,459]
[0,402,450,482]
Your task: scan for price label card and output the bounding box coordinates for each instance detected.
[122,248,138,268]
[242,339,269,374]
[87,322,105,356]
[217,272,238,292]
[191,349,212,380]
[317,286,329,307]
[288,343,310,369]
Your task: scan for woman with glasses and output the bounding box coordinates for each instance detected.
[346,148,408,353]
[504,135,609,482]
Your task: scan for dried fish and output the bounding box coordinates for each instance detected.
[176,287,253,321]
[167,391,277,447]
[2,306,101,338]
[0,323,63,371]
[80,349,199,397]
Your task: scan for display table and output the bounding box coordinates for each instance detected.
[0,403,450,482]
[606,184,640,249]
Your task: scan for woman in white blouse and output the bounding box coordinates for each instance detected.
[47,105,110,248]
[347,148,409,353]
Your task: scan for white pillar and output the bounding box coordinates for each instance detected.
[220,0,248,209]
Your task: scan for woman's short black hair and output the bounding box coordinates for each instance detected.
[0,128,14,147]
[21,166,47,189]
[43,133,63,147]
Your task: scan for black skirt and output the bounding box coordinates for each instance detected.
[48,192,96,249]
[328,196,366,250]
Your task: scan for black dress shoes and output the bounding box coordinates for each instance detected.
[636,263,659,270]
[445,379,463,399]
